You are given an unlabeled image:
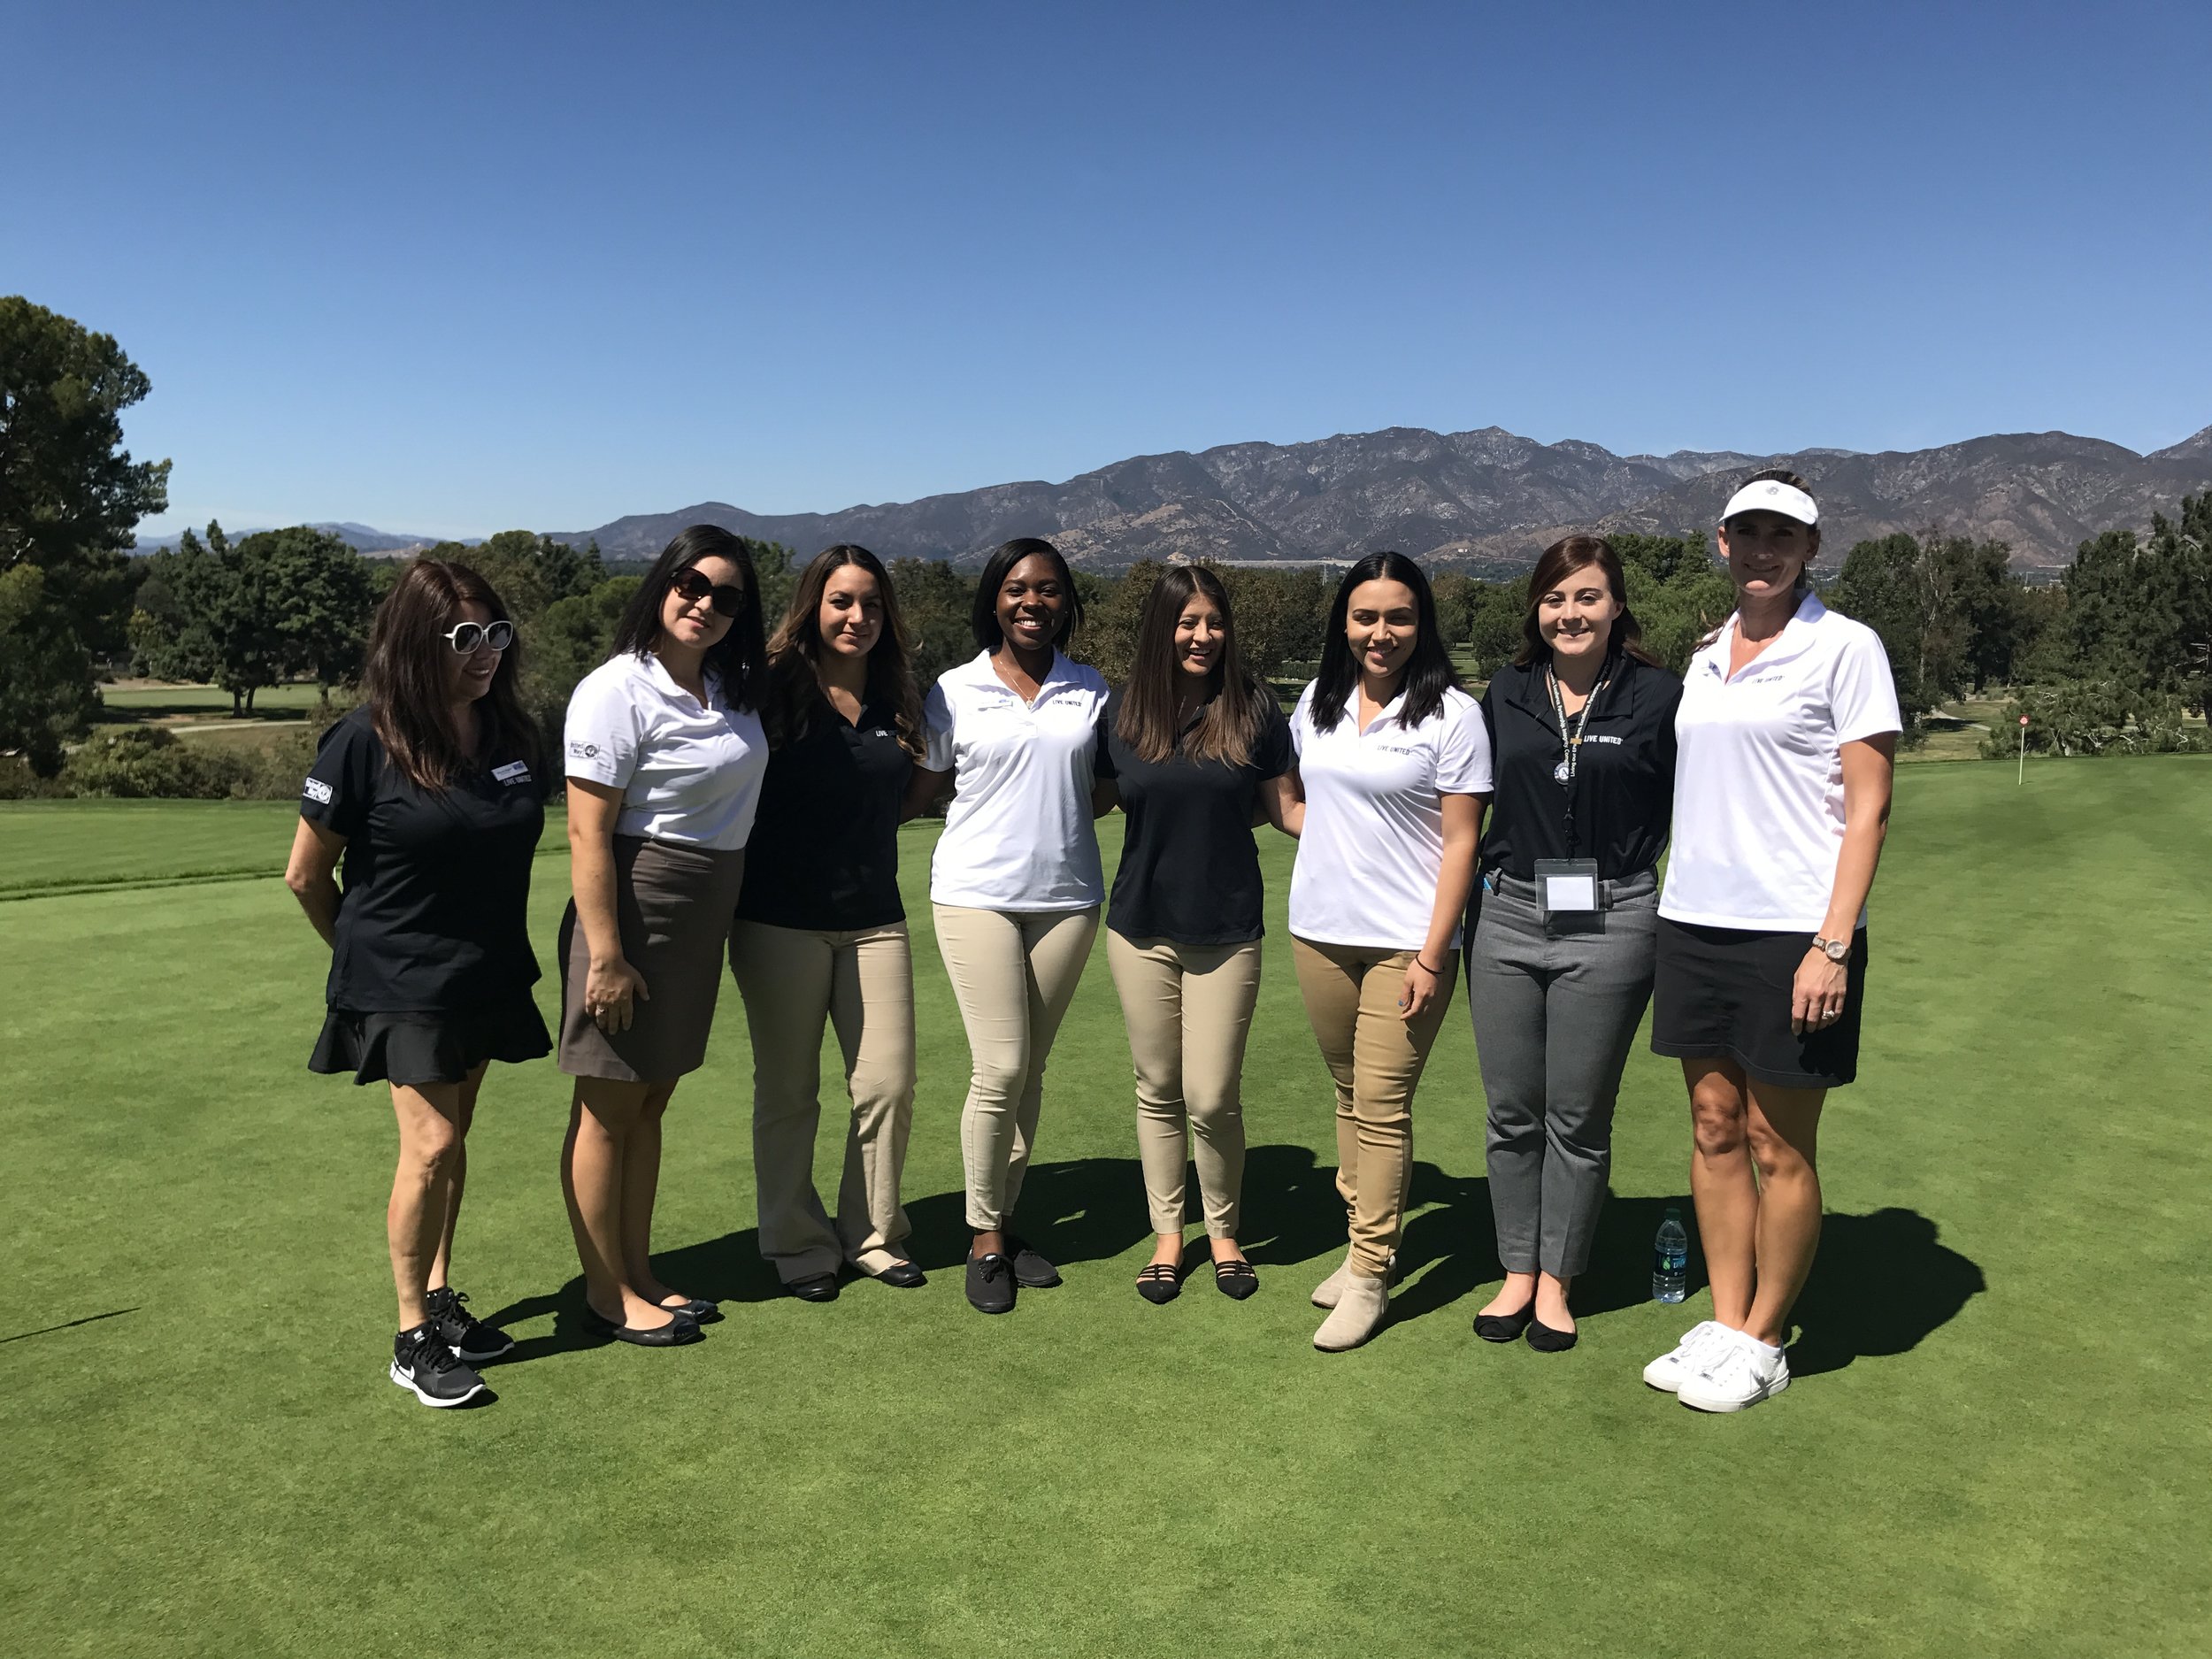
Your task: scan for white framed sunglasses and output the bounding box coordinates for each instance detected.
[442,619,515,654]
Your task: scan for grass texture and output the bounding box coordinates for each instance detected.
[1,760,2207,1656]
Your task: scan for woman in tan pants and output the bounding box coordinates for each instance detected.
[1281,552,1490,1351]
[1094,566,1297,1303]
[728,546,926,1302]
[906,538,1114,1315]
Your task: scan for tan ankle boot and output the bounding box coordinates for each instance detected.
[1312,1271,1389,1350]
[1311,1251,1395,1310]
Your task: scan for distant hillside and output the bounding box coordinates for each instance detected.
[557,422,2212,572]
[133,522,459,555]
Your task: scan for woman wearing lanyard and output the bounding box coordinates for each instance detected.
[906,537,1111,1317]
[1094,566,1297,1304]
[729,546,926,1301]
[557,526,769,1346]
[1283,551,1490,1352]
[1465,536,1680,1353]
[1644,471,1900,1412]
[288,559,550,1408]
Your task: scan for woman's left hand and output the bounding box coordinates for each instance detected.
[1399,957,1442,1022]
[1791,949,1849,1037]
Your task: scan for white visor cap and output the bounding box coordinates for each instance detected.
[1719,479,1818,528]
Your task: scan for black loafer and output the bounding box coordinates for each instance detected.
[965,1252,1016,1314]
[1526,1315,1579,1352]
[786,1272,841,1303]
[1473,1304,1537,1343]
[873,1260,926,1289]
[1212,1259,1259,1301]
[1004,1234,1062,1288]
[583,1305,702,1347]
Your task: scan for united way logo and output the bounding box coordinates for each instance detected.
[302,778,334,804]
[569,740,599,758]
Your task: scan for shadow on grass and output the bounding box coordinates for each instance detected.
[1786,1207,1986,1377]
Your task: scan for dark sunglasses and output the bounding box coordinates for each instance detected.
[442,619,514,654]
[671,566,748,618]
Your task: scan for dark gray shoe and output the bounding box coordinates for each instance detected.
[1004,1235,1061,1288]
[965,1252,1016,1314]
[426,1286,512,1364]
[390,1323,488,1408]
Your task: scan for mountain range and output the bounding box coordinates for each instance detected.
[556,423,2212,572]
[133,521,453,555]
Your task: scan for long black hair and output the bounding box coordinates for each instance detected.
[969,536,1083,654]
[610,524,767,710]
[1310,550,1459,732]
[762,544,925,757]
[1115,564,1271,766]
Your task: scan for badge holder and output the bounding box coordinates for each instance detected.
[1532,857,1603,935]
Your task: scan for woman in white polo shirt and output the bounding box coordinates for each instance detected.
[557,526,770,1346]
[905,537,1111,1317]
[1644,470,1901,1413]
[1279,550,1490,1351]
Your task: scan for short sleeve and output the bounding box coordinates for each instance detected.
[1289,682,1317,759]
[1830,628,1903,745]
[1253,703,1293,780]
[301,712,378,837]
[922,680,956,772]
[563,662,641,791]
[1093,697,1119,780]
[1434,694,1494,795]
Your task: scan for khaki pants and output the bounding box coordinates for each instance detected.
[933,904,1101,1233]
[1105,932,1263,1239]
[727,919,917,1280]
[1290,935,1458,1276]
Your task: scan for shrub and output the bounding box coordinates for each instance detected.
[59,728,256,798]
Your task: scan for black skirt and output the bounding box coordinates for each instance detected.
[1649,919,1869,1089]
[310,991,552,1087]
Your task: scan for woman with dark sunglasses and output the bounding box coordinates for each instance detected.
[287,557,553,1408]
[557,525,768,1346]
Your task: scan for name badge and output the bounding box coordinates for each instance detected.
[1532,857,1601,926]
[493,761,532,785]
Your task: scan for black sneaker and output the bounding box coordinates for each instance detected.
[426,1286,513,1364]
[390,1323,488,1408]
[965,1252,1016,1314]
[1004,1235,1062,1288]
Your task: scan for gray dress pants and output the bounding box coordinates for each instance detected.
[1465,872,1658,1279]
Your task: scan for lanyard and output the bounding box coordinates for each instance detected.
[1544,660,1610,854]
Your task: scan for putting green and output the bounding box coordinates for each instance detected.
[1,759,2205,1656]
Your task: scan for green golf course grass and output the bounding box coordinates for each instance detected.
[2,759,2206,1656]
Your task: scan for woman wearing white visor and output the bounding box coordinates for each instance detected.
[1644,470,1900,1412]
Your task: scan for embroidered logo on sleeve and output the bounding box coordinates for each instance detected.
[568,741,600,759]
[302,778,334,804]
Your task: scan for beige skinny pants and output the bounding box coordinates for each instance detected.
[1290,935,1458,1276]
[933,903,1102,1233]
[727,919,917,1280]
[1104,932,1263,1239]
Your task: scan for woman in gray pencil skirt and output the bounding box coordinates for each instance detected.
[1466,535,1680,1351]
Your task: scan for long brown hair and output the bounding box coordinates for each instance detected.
[1115,565,1271,765]
[361,557,539,790]
[610,525,767,710]
[762,544,925,756]
[1514,535,1660,668]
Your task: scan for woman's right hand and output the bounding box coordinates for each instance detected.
[585,956,649,1033]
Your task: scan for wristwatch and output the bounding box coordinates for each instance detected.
[1810,935,1850,964]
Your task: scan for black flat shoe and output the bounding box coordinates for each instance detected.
[786,1272,841,1303]
[1473,1304,1537,1343]
[1003,1234,1061,1288]
[1212,1259,1259,1301]
[872,1260,926,1289]
[583,1305,702,1347]
[966,1252,1015,1314]
[1136,1263,1182,1305]
[658,1296,722,1324]
[1526,1315,1579,1352]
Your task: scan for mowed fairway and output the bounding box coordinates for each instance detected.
[2,762,2207,1658]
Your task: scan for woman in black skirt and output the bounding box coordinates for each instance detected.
[1644,470,1901,1413]
[288,557,553,1409]
[557,526,769,1345]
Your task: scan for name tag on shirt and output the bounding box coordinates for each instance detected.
[1533,858,1601,918]
[493,761,532,786]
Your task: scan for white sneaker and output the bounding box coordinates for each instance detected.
[1641,1320,1728,1393]
[1677,1330,1791,1413]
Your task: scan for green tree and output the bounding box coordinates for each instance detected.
[162,524,290,714]
[0,564,97,773]
[885,557,972,692]
[260,526,376,697]
[1616,532,1735,674]
[526,576,641,730]
[425,530,606,622]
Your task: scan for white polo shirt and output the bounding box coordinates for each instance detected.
[1288,680,1492,950]
[563,650,768,852]
[1660,591,1901,931]
[925,649,1110,911]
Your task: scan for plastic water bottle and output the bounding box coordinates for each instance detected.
[1652,1208,1689,1303]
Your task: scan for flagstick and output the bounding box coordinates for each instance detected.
[2017,719,2026,786]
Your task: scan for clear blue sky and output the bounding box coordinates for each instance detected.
[7,0,2208,539]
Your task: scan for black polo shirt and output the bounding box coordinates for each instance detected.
[736,689,913,931]
[1096,688,1293,945]
[1478,651,1681,881]
[301,708,550,1013]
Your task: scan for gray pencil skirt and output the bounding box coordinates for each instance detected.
[557,835,748,1083]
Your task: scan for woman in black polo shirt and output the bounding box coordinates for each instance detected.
[728,546,926,1300]
[1466,535,1680,1352]
[1096,566,1295,1303]
[286,558,552,1409]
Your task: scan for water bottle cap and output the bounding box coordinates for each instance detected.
[1664,1205,1681,1219]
